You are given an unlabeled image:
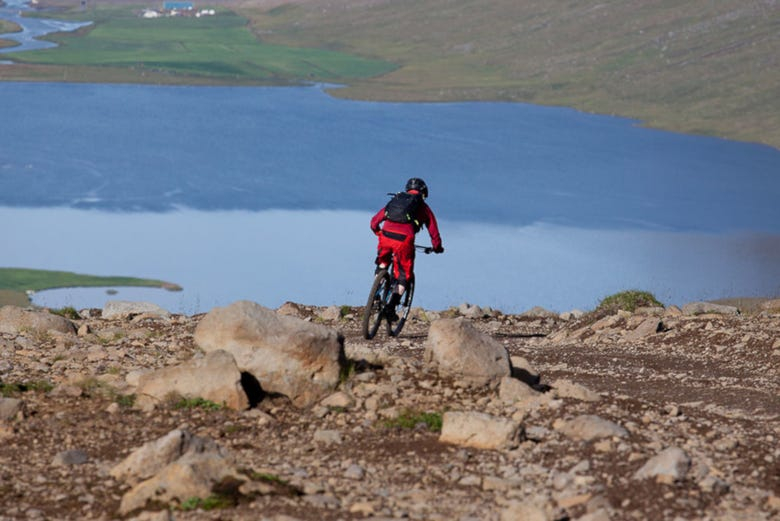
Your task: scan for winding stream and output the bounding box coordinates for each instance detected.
[0,0,90,56]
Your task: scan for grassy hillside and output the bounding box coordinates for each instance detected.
[7,5,394,83]
[2,0,778,147]
[239,0,779,148]
[0,268,181,307]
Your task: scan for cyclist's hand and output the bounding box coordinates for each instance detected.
[433,245,444,254]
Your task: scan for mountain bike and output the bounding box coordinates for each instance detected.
[362,245,433,339]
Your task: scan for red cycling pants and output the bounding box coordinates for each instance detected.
[376,229,415,286]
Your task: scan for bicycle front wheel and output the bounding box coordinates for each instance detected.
[387,279,415,337]
[362,270,391,340]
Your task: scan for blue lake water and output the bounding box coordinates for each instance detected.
[1,82,779,314]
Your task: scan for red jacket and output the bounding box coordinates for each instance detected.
[370,191,442,250]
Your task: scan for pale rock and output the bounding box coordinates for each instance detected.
[624,317,662,341]
[634,447,691,483]
[77,324,91,336]
[439,411,523,450]
[111,429,219,485]
[498,376,539,404]
[127,511,172,521]
[559,309,584,321]
[313,429,343,445]
[664,305,683,316]
[500,500,549,521]
[320,391,354,409]
[424,318,510,387]
[102,301,171,319]
[521,306,558,319]
[681,302,739,316]
[276,301,305,317]
[52,449,89,466]
[134,350,248,411]
[458,302,485,318]
[551,379,601,402]
[554,415,628,441]
[318,305,341,321]
[344,464,364,480]
[0,397,24,421]
[579,508,611,521]
[591,315,621,331]
[118,447,244,515]
[0,306,76,335]
[194,301,345,408]
[635,306,665,316]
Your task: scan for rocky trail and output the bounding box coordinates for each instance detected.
[0,298,778,521]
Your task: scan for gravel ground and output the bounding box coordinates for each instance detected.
[0,302,778,520]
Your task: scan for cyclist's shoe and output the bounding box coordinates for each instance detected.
[374,264,388,275]
[384,306,400,322]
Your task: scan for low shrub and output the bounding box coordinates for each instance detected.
[596,290,663,313]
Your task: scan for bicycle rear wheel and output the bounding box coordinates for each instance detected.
[362,270,391,339]
[387,279,415,337]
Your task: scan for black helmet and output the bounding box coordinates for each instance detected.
[405,177,429,198]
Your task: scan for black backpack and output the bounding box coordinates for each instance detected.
[384,191,423,225]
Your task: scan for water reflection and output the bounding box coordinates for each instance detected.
[6,208,777,315]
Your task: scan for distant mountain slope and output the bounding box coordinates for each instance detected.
[242,0,779,148]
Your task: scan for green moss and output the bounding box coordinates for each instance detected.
[173,396,224,411]
[384,409,443,432]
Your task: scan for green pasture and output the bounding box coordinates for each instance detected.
[11,8,394,82]
[0,267,181,307]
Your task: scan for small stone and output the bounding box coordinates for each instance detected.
[52,449,89,466]
[313,429,343,445]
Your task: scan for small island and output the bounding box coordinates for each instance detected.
[0,267,181,307]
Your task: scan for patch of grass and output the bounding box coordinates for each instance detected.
[597,290,663,313]
[51,306,80,320]
[0,380,54,397]
[249,472,288,485]
[115,393,136,408]
[177,494,233,511]
[173,396,224,411]
[339,359,356,385]
[384,409,443,432]
[339,305,352,318]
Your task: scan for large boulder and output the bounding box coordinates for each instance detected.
[439,411,523,450]
[553,415,628,441]
[681,302,739,316]
[0,306,76,335]
[112,430,244,515]
[102,300,170,319]
[193,301,345,408]
[633,447,691,483]
[134,350,248,411]
[424,318,510,387]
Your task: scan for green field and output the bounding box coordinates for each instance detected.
[9,7,394,82]
[1,0,777,147]
[0,268,181,307]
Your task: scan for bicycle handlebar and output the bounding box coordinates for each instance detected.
[415,244,436,254]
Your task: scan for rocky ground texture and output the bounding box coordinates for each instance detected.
[0,298,778,521]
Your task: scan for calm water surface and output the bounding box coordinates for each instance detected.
[2,83,779,313]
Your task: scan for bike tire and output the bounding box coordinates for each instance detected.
[362,270,390,339]
[387,279,415,337]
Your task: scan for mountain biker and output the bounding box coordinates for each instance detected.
[370,177,444,320]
